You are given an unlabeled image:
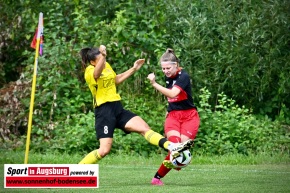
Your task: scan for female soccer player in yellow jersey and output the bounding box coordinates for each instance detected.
[78,45,193,164]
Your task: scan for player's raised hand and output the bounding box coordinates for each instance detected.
[133,59,145,71]
[99,45,107,56]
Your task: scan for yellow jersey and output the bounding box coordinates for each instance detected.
[84,62,121,107]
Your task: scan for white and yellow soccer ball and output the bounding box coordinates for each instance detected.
[170,149,192,168]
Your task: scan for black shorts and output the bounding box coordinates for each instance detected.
[94,101,137,139]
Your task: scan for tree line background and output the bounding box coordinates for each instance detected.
[0,0,289,156]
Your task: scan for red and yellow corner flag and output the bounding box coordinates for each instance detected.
[25,12,43,164]
[30,14,44,56]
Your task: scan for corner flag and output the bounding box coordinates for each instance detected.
[25,12,43,164]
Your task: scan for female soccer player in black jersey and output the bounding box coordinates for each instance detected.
[147,48,200,185]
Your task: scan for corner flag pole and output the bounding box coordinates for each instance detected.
[24,12,43,164]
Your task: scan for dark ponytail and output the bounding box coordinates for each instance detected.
[79,47,101,69]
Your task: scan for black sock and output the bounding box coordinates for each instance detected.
[154,172,163,179]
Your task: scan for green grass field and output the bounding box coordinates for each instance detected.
[1,151,290,193]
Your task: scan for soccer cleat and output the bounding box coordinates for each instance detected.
[163,160,176,169]
[170,139,194,158]
[151,178,164,186]
[163,160,181,171]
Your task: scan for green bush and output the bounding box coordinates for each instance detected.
[195,87,289,155]
[49,111,96,153]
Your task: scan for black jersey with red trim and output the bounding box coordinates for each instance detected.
[165,69,196,112]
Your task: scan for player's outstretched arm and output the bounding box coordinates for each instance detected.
[115,59,145,85]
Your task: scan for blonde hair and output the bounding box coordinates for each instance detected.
[160,48,179,64]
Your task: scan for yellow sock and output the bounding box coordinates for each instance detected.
[144,130,171,150]
[163,141,171,150]
[79,150,102,164]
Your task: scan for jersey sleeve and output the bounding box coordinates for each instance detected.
[85,66,97,86]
